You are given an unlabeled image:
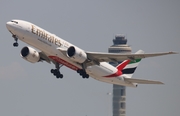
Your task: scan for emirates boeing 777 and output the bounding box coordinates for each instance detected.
[6,19,177,87]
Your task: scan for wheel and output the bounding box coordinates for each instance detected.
[56,73,63,79]
[80,70,83,76]
[77,70,80,73]
[59,74,63,78]
[15,43,18,46]
[82,74,89,79]
[56,75,60,79]
[13,42,18,47]
[85,74,89,78]
[82,75,86,78]
[51,69,57,76]
[51,69,55,73]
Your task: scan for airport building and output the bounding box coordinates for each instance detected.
[108,35,131,116]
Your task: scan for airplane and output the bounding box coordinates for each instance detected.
[6,19,177,87]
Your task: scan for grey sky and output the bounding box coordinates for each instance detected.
[0,0,180,116]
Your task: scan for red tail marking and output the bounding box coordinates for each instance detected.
[103,60,130,78]
[104,70,122,78]
[116,60,131,71]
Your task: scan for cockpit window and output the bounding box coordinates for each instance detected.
[11,20,18,24]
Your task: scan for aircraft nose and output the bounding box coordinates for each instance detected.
[6,21,14,31]
[6,21,11,30]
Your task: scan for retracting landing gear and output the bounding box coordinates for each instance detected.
[77,69,89,78]
[12,35,18,47]
[51,63,63,79]
[77,63,89,79]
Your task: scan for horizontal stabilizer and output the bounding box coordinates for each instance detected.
[124,78,164,84]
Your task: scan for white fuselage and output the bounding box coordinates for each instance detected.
[6,20,137,87]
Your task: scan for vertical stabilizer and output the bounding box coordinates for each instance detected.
[116,50,144,78]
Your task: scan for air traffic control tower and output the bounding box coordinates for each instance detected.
[108,35,131,116]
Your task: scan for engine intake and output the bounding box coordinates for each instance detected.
[67,46,76,57]
[132,83,138,87]
[67,46,87,63]
[20,46,40,63]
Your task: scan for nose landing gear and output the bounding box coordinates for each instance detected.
[13,42,18,47]
[12,35,18,47]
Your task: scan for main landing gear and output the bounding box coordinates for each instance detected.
[77,69,89,79]
[51,63,63,79]
[50,62,89,79]
[77,64,89,78]
[12,35,18,47]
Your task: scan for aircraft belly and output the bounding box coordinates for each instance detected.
[49,55,81,70]
[87,63,117,77]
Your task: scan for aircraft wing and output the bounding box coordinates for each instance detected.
[57,47,67,56]
[86,51,177,63]
[124,78,164,84]
[39,52,51,63]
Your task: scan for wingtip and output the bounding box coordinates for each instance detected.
[159,82,164,84]
[169,51,179,54]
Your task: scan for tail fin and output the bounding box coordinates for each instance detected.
[116,50,144,78]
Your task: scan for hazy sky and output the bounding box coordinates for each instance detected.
[0,0,180,116]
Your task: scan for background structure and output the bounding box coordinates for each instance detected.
[109,35,131,116]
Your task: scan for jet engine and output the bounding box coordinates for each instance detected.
[132,83,138,87]
[67,46,87,63]
[20,46,40,63]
